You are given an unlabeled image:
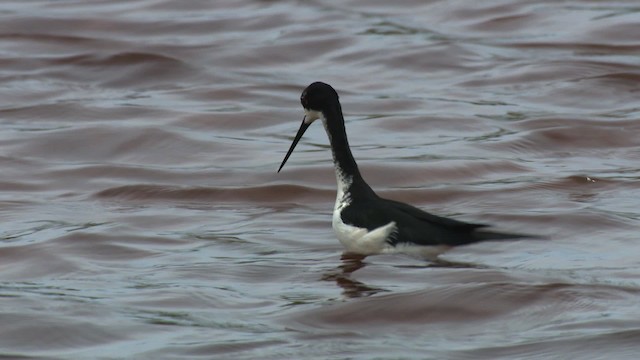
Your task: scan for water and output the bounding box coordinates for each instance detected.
[1,0,640,358]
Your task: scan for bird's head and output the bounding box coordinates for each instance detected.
[278,82,340,172]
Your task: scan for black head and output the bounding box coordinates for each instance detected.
[300,82,339,113]
[277,82,340,173]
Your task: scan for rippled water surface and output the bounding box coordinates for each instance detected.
[1,0,640,358]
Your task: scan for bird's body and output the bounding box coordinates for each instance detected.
[278,82,530,257]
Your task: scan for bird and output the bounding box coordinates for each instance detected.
[278,82,532,259]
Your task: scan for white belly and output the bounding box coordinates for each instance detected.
[332,208,397,255]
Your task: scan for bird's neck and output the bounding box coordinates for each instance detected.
[322,104,375,199]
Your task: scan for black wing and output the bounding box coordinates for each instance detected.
[340,197,528,247]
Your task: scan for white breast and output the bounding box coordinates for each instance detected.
[330,167,451,259]
[330,168,398,255]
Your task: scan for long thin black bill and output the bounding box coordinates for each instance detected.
[278,117,311,173]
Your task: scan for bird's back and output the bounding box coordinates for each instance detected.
[340,196,527,247]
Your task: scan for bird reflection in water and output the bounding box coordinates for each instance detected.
[321,253,383,298]
[323,253,488,298]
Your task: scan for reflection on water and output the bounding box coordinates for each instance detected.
[1,0,640,358]
[324,253,496,298]
[322,253,383,298]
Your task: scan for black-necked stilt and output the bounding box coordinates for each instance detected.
[278,82,532,258]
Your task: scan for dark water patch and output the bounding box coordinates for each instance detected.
[461,60,640,87]
[505,41,640,54]
[0,314,126,352]
[0,181,41,192]
[48,232,160,261]
[289,281,640,329]
[38,51,197,88]
[141,339,288,359]
[94,184,332,204]
[0,243,81,280]
[483,119,640,157]
[451,329,640,360]
[0,33,103,45]
[363,159,531,186]
[7,126,210,164]
[0,103,167,123]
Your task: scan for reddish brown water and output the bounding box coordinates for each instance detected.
[1,0,640,358]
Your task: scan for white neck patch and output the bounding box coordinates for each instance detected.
[304,109,321,124]
[334,166,352,212]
